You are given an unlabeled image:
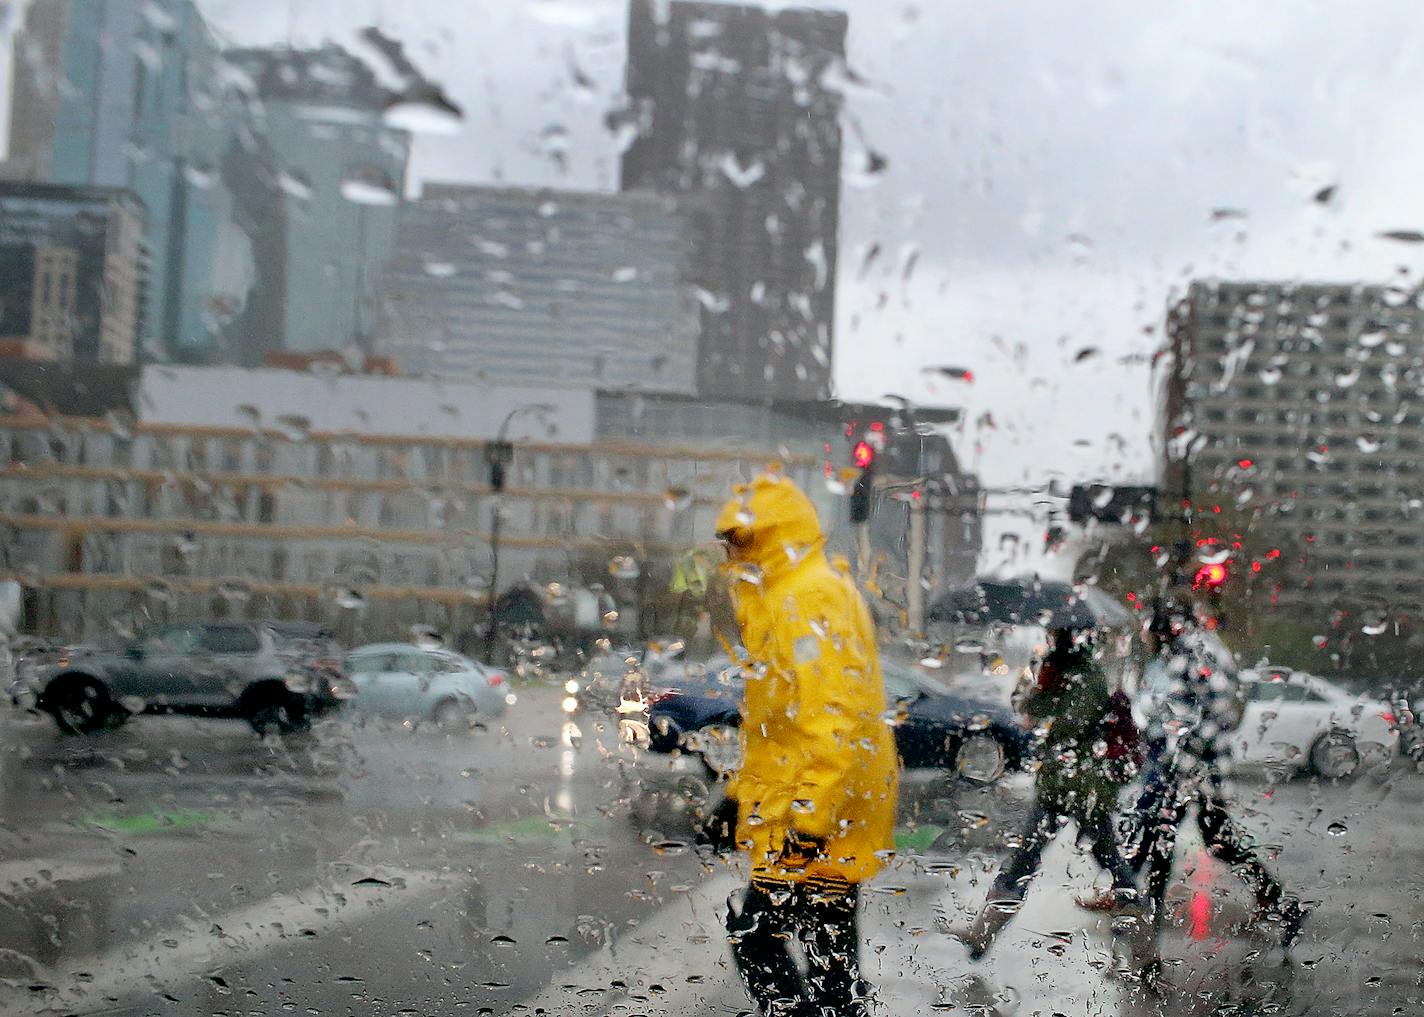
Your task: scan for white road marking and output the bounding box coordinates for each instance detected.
[3,867,448,1014]
[0,860,123,893]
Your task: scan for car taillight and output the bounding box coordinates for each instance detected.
[1382,710,1398,726]
[648,688,679,707]
[486,673,505,687]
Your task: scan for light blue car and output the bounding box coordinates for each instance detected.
[346,644,509,728]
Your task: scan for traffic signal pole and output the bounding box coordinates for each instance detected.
[907,492,926,635]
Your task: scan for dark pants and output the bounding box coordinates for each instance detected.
[992,794,1138,898]
[727,880,868,1017]
[1126,745,1286,919]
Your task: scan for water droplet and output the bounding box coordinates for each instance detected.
[332,588,366,610]
[663,487,692,511]
[276,170,314,201]
[411,625,443,649]
[382,85,464,135]
[793,635,822,664]
[423,260,457,278]
[275,415,312,443]
[1378,229,1424,244]
[183,162,216,189]
[1258,366,1283,386]
[608,556,640,580]
[1327,821,1348,836]
[340,167,400,206]
[1357,435,1382,453]
[719,152,766,189]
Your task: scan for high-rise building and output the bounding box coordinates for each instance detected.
[223,45,411,356]
[621,0,846,402]
[0,182,146,364]
[1163,279,1424,611]
[7,0,254,363]
[377,184,700,393]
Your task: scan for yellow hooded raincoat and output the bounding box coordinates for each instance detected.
[715,473,899,887]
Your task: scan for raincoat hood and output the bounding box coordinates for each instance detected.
[714,473,827,588]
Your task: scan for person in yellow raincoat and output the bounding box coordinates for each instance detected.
[709,472,898,1017]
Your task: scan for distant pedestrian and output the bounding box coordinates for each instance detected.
[952,627,1144,959]
[707,472,899,1017]
[1080,605,1306,958]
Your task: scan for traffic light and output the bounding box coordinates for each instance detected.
[852,440,875,469]
[1193,562,1228,590]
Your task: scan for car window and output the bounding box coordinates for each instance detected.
[1247,681,1285,702]
[142,625,203,655]
[430,654,466,674]
[200,625,261,654]
[347,653,395,674]
[881,663,922,702]
[393,651,432,674]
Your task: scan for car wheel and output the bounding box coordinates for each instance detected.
[1309,731,1359,780]
[433,698,472,731]
[48,678,110,735]
[698,724,743,778]
[955,732,1008,784]
[247,693,310,737]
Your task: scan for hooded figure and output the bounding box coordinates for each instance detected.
[712,472,898,1017]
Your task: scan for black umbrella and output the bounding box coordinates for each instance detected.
[928,577,1134,631]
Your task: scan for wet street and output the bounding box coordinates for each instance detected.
[1,684,1420,1017]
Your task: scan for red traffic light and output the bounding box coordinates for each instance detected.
[1193,562,1228,590]
[852,440,875,468]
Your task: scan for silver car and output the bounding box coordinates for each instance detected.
[346,644,509,728]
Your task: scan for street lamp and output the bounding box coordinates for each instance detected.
[483,403,555,659]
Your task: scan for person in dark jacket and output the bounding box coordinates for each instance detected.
[1080,605,1306,957]
[952,627,1142,960]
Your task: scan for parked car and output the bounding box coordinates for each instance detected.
[1232,667,1398,779]
[17,621,356,736]
[345,643,508,728]
[644,656,1037,784]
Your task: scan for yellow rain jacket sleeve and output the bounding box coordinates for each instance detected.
[715,473,899,886]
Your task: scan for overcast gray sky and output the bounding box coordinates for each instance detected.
[9,0,1424,500]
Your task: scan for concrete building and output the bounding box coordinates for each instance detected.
[1163,279,1424,611]
[223,45,411,356]
[0,182,145,364]
[137,365,595,443]
[377,185,701,393]
[7,0,255,363]
[0,401,817,642]
[621,0,846,402]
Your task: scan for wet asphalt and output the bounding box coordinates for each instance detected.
[0,684,1420,1017]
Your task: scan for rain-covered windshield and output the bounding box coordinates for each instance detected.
[1,3,1419,1015]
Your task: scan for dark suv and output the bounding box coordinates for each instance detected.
[20,621,356,736]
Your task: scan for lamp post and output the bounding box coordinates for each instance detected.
[483,403,554,659]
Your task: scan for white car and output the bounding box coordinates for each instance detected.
[1232,667,1398,778]
[346,644,509,728]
